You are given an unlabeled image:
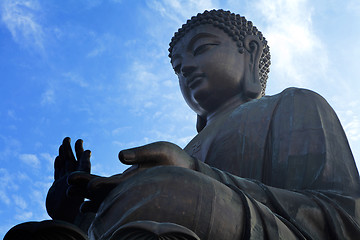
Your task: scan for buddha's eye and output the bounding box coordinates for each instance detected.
[193,43,218,56]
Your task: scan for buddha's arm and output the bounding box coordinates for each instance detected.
[194,159,360,239]
[192,88,360,239]
[269,88,360,194]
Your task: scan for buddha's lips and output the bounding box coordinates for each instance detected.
[187,73,205,88]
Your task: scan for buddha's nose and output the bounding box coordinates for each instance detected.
[181,65,197,78]
[180,55,197,77]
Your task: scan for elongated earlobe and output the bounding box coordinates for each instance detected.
[243,35,263,99]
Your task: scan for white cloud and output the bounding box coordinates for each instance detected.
[83,0,103,9]
[40,153,55,171]
[41,88,55,105]
[29,190,48,219]
[0,0,45,53]
[123,61,161,113]
[87,44,105,58]
[12,194,27,209]
[7,110,18,120]
[0,190,10,205]
[16,172,30,181]
[0,168,20,206]
[0,168,18,190]
[347,0,360,14]
[252,0,328,90]
[86,33,116,58]
[0,135,21,160]
[19,153,40,168]
[343,109,360,142]
[112,127,131,136]
[63,72,89,88]
[147,0,219,26]
[14,211,33,221]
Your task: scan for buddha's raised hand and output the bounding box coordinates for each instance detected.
[46,137,95,222]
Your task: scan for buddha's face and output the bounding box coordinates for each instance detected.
[171,24,248,116]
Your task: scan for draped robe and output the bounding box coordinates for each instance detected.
[74,87,360,239]
[182,87,360,239]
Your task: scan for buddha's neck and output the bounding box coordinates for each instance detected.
[206,95,246,125]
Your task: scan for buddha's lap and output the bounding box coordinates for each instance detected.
[89,166,244,239]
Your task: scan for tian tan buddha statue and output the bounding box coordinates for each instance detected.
[5,9,360,240]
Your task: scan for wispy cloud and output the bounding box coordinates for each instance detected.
[345,117,360,141]
[87,33,115,58]
[14,211,33,221]
[29,189,48,219]
[0,168,19,205]
[341,102,360,142]
[40,71,88,106]
[12,194,27,210]
[19,153,40,168]
[83,0,103,9]
[112,126,132,136]
[0,190,11,205]
[0,135,21,161]
[40,153,55,171]
[41,88,55,105]
[0,0,45,53]
[123,61,161,114]
[252,0,328,89]
[63,72,89,88]
[347,0,360,14]
[7,110,18,120]
[147,0,218,26]
[87,44,105,58]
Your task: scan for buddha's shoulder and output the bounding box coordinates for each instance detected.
[267,87,325,100]
[259,87,328,106]
[235,87,329,115]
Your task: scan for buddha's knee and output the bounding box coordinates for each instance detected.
[90,166,243,240]
[4,220,88,240]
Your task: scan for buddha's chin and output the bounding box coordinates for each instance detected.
[192,93,213,112]
[191,82,209,102]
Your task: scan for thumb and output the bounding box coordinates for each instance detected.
[118,141,180,165]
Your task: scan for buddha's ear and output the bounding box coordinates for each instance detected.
[243,35,263,99]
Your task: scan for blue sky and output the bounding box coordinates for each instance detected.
[1,0,360,237]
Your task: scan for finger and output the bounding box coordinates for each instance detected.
[75,139,84,161]
[54,156,65,180]
[62,137,77,173]
[86,175,123,200]
[118,141,175,165]
[78,150,91,173]
[67,171,99,187]
[59,144,64,157]
[80,200,101,213]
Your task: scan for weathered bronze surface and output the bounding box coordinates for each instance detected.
[5,9,360,240]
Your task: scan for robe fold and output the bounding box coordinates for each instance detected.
[186,87,360,239]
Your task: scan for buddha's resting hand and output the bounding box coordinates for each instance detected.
[46,137,94,222]
[67,141,196,213]
[119,141,195,170]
